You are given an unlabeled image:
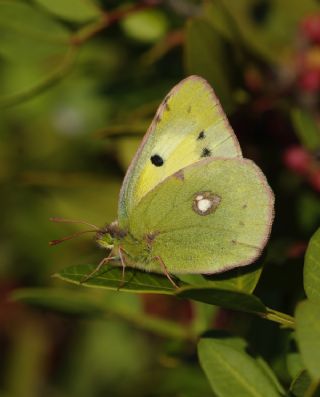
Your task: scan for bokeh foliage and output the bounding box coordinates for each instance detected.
[1,0,320,396]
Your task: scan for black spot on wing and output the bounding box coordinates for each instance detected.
[201,147,211,158]
[197,131,205,140]
[151,154,164,167]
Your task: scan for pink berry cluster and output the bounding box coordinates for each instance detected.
[283,145,320,191]
[298,14,320,92]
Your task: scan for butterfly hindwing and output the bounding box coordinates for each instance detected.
[118,76,242,226]
[126,157,274,274]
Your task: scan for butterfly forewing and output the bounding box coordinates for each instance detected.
[118,76,242,226]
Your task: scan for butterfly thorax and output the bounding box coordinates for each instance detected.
[96,221,151,265]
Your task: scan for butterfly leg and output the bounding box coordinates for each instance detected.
[155,256,179,289]
[117,246,127,290]
[80,252,116,284]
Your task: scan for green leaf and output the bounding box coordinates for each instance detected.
[176,286,266,314]
[297,193,320,234]
[198,338,283,397]
[290,370,311,397]
[11,288,193,340]
[54,263,184,294]
[291,109,320,152]
[204,1,235,42]
[185,18,234,112]
[34,0,102,23]
[0,0,74,106]
[304,228,320,302]
[0,48,76,108]
[218,0,320,63]
[0,0,70,49]
[203,260,264,294]
[295,300,320,381]
[255,357,286,396]
[120,9,168,43]
[10,287,107,315]
[200,332,285,395]
[178,259,263,295]
[286,350,304,380]
[201,331,248,350]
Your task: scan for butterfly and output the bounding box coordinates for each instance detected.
[52,76,274,287]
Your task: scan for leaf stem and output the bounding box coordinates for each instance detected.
[71,2,162,45]
[0,47,77,108]
[261,308,295,329]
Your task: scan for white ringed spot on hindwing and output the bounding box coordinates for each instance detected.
[192,191,221,216]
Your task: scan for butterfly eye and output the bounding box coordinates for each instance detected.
[150,154,164,167]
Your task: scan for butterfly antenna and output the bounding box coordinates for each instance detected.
[49,217,101,246]
[49,217,100,231]
[49,229,97,246]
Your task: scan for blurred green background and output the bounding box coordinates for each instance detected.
[1,0,320,396]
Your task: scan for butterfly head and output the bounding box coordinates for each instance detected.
[95,221,127,250]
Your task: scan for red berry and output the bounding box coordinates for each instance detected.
[301,14,320,43]
[283,146,311,175]
[298,68,320,92]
